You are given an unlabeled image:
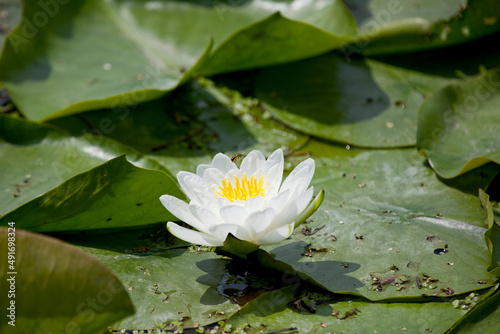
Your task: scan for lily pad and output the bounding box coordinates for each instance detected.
[46,81,311,174]
[0,228,134,334]
[0,155,183,232]
[227,285,474,333]
[0,116,184,231]
[256,144,497,300]
[345,0,500,55]
[79,241,241,329]
[256,52,450,148]
[0,0,356,121]
[417,66,500,178]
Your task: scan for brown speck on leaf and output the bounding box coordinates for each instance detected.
[380,273,405,285]
[426,235,441,242]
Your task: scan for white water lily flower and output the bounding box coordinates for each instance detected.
[160,149,316,247]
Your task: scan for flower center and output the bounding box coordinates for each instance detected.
[216,173,266,202]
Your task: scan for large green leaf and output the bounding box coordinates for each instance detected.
[0,155,183,232]
[345,0,500,55]
[256,52,450,148]
[47,81,311,174]
[0,116,183,231]
[72,232,242,329]
[227,285,477,333]
[417,66,500,178]
[255,143,498,300]
[199,11,355,76]
[0,228,134,333]
[0,0,356,121]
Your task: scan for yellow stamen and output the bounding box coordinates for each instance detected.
[216,173,266,202]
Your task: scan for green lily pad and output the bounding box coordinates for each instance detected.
[256,52,450,148]
[199,11,355,76]
[79,242,241,329]
[227,285,475,333]
[0,0,356,121]
[0,116,184,231]
[417,67,500,178]
[0,228,134,334]
[0,154,183,232]
[255,144,497,300]
[0,0,211,121]
[47,81,311,174]
[345,0,500,55]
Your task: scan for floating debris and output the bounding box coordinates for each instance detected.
[302,244,329,257]
[426,235,441,242]
[452,293,480,310]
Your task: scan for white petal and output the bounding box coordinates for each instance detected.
[225,168,244,181]
[196,163,211,177]
[280,158,315,195]
[244,195,266,212]
[267,199,299,231]
[246,208,275,236]
[189,204,223,229]
[159,195,207,232]
[167,222,223,246]
[267,189,291,215]
[240,150,265,175]
[256,222,294,245]
[212,153,236,173]
[208,223,253,242]
[294,186,314,215]
[204,168,226,187]
[220,205,249,226]
[177,172,209,205]
[264,162,283,199]
[262,148,284,174]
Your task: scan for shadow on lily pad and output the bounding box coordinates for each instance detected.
[260,241,365,294]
